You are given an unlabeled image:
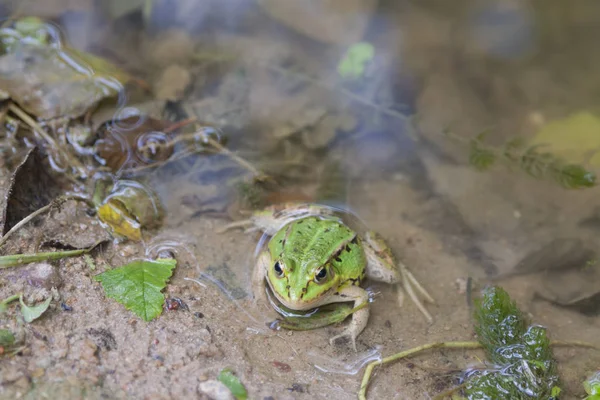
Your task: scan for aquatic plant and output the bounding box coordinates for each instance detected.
[464,286,560,399]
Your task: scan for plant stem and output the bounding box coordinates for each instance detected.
[0,293,20,306]
[0,245,100,269]
[358,341,482,400]
[358,339,600,400]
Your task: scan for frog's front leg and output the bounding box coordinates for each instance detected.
[327,285,370,352]
[251,250,271,309]
[362,231,435,323]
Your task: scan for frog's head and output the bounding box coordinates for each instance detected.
[266,255,340,311]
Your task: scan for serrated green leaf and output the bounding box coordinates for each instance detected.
[217,368,248,400]
[19,294,51,323]
[95,258,176,321]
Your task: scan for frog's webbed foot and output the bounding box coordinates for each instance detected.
[363,231,435,323]
[327,286,370,352]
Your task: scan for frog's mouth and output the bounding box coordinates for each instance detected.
[266,280,333,311]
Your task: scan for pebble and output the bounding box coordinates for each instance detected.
[198,380,235,400]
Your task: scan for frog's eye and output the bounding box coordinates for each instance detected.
[314,266,328,283]
[273,261,284,277]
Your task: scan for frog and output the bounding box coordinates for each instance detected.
[220,203,434,350]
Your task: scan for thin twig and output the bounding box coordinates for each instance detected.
[0,195,93,248]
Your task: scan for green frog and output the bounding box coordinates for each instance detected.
[220,203,434,350]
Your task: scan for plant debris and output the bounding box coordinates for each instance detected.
[19,294,51,323]
[94,116,176,173]
[217,367,248,400]
[94,258,176,321]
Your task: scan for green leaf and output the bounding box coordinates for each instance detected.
[0,329,15,347]
[95,258,176,321]
[217,368,248,400]
[337,42,375,80]
[19,294,51,323]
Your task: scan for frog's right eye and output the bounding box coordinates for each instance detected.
[273,261,284,277]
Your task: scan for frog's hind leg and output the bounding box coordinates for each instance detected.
[362,231,434,323]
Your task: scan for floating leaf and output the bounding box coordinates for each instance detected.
[217,368,248,400]
[337,42,375,80]
[95,258,176,321]
[19,294,51,323]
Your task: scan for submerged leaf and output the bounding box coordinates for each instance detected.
[338,42,375,79]
[95,258,176,321]
[19,294,51,323]
[0,17,130,119]
[530,111,600,167]
[95,179,164,242]
[217,368,248,400]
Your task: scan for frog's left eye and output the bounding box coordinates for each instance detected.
[314,267,328,283]
[273,261,284,277]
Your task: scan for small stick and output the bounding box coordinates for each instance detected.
[0,195,93,248]
[0,246,98,269]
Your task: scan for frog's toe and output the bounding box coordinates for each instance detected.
[329,330,358,352]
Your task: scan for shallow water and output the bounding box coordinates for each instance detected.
[1,1,600,399]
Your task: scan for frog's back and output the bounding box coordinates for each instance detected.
[269,216,366,280]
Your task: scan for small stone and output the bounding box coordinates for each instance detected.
[455,278,467,295]
[198,380,235,400]
[24,263,62,289]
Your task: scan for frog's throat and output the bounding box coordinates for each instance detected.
[266,279,332,311]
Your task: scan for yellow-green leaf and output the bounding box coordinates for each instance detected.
[531,111,600,167]
[95,258,176,321]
